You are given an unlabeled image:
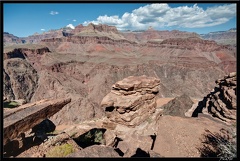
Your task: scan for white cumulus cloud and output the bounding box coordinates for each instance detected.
[66,24,75,29]
[41,29,45,31]
[83,3,236,30]
[50,11,59,15]
[73,19,77,22]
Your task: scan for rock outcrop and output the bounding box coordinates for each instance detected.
[4,47,50,60]
[101,75,160,127]
[66,145,120,157]
[191,72,236,124]
[83,23,119,34]
[3,58,39,102]
[3,98,71,145]
[161,94,194,117]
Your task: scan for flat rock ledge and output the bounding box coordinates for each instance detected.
[3,97,71,145]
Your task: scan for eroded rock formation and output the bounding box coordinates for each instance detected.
[161,94,194,117]
[101,75,160,127]
[191,72,236,123]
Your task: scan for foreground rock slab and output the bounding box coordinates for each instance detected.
[66,145,120,157]
[3,98,71,145]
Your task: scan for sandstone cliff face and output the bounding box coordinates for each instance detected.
[41,36,136,48]
[83,23,119,33]
[191,72,236,124]
[122,29,200,43]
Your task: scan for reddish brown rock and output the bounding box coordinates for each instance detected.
[66,145,120,157]
[83,23,119,34]
[3,98,71,145]
[3,24,236,127]
[101,75,160,127]
[191,72,236,124]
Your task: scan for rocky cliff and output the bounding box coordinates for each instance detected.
[3,24,236,126]
[3,46,51,102]
[3,58,38,102]
[190,72,236,124]
[3,75,232,158]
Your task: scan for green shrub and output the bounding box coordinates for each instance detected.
[74,128,106,148]
[46,143,74,157]
[3,101,19,108]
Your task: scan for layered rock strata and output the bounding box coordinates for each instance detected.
[101,75,160,127]
[191,72,236,123]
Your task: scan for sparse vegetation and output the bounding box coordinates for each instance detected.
[46,143,74,157]
[73,128,106,148]
[147,117,153,123]
[198,127,236,159]
[4,44,46,53]
[46,130,59,135]
[3,101,19,108]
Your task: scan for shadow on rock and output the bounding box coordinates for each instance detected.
[3,134,42,158]
[30,119,56,142]
[73,128,106,148]
[131,148,150,157]
[4,119,57,158]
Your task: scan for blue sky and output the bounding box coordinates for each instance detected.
[3,3,237,37]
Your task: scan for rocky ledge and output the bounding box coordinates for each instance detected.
[191,72,236,124]
[3,98,71,145]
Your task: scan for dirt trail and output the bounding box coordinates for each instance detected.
[152,115,229,157]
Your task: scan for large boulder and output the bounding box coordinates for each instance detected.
[101,75,160,127]
[66,145,120,157]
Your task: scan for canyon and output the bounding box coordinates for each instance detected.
[3,23,237,158]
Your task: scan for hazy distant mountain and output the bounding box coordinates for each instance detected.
[4,25,236,47]
[3,32,25,45]
[200,28,236,46]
